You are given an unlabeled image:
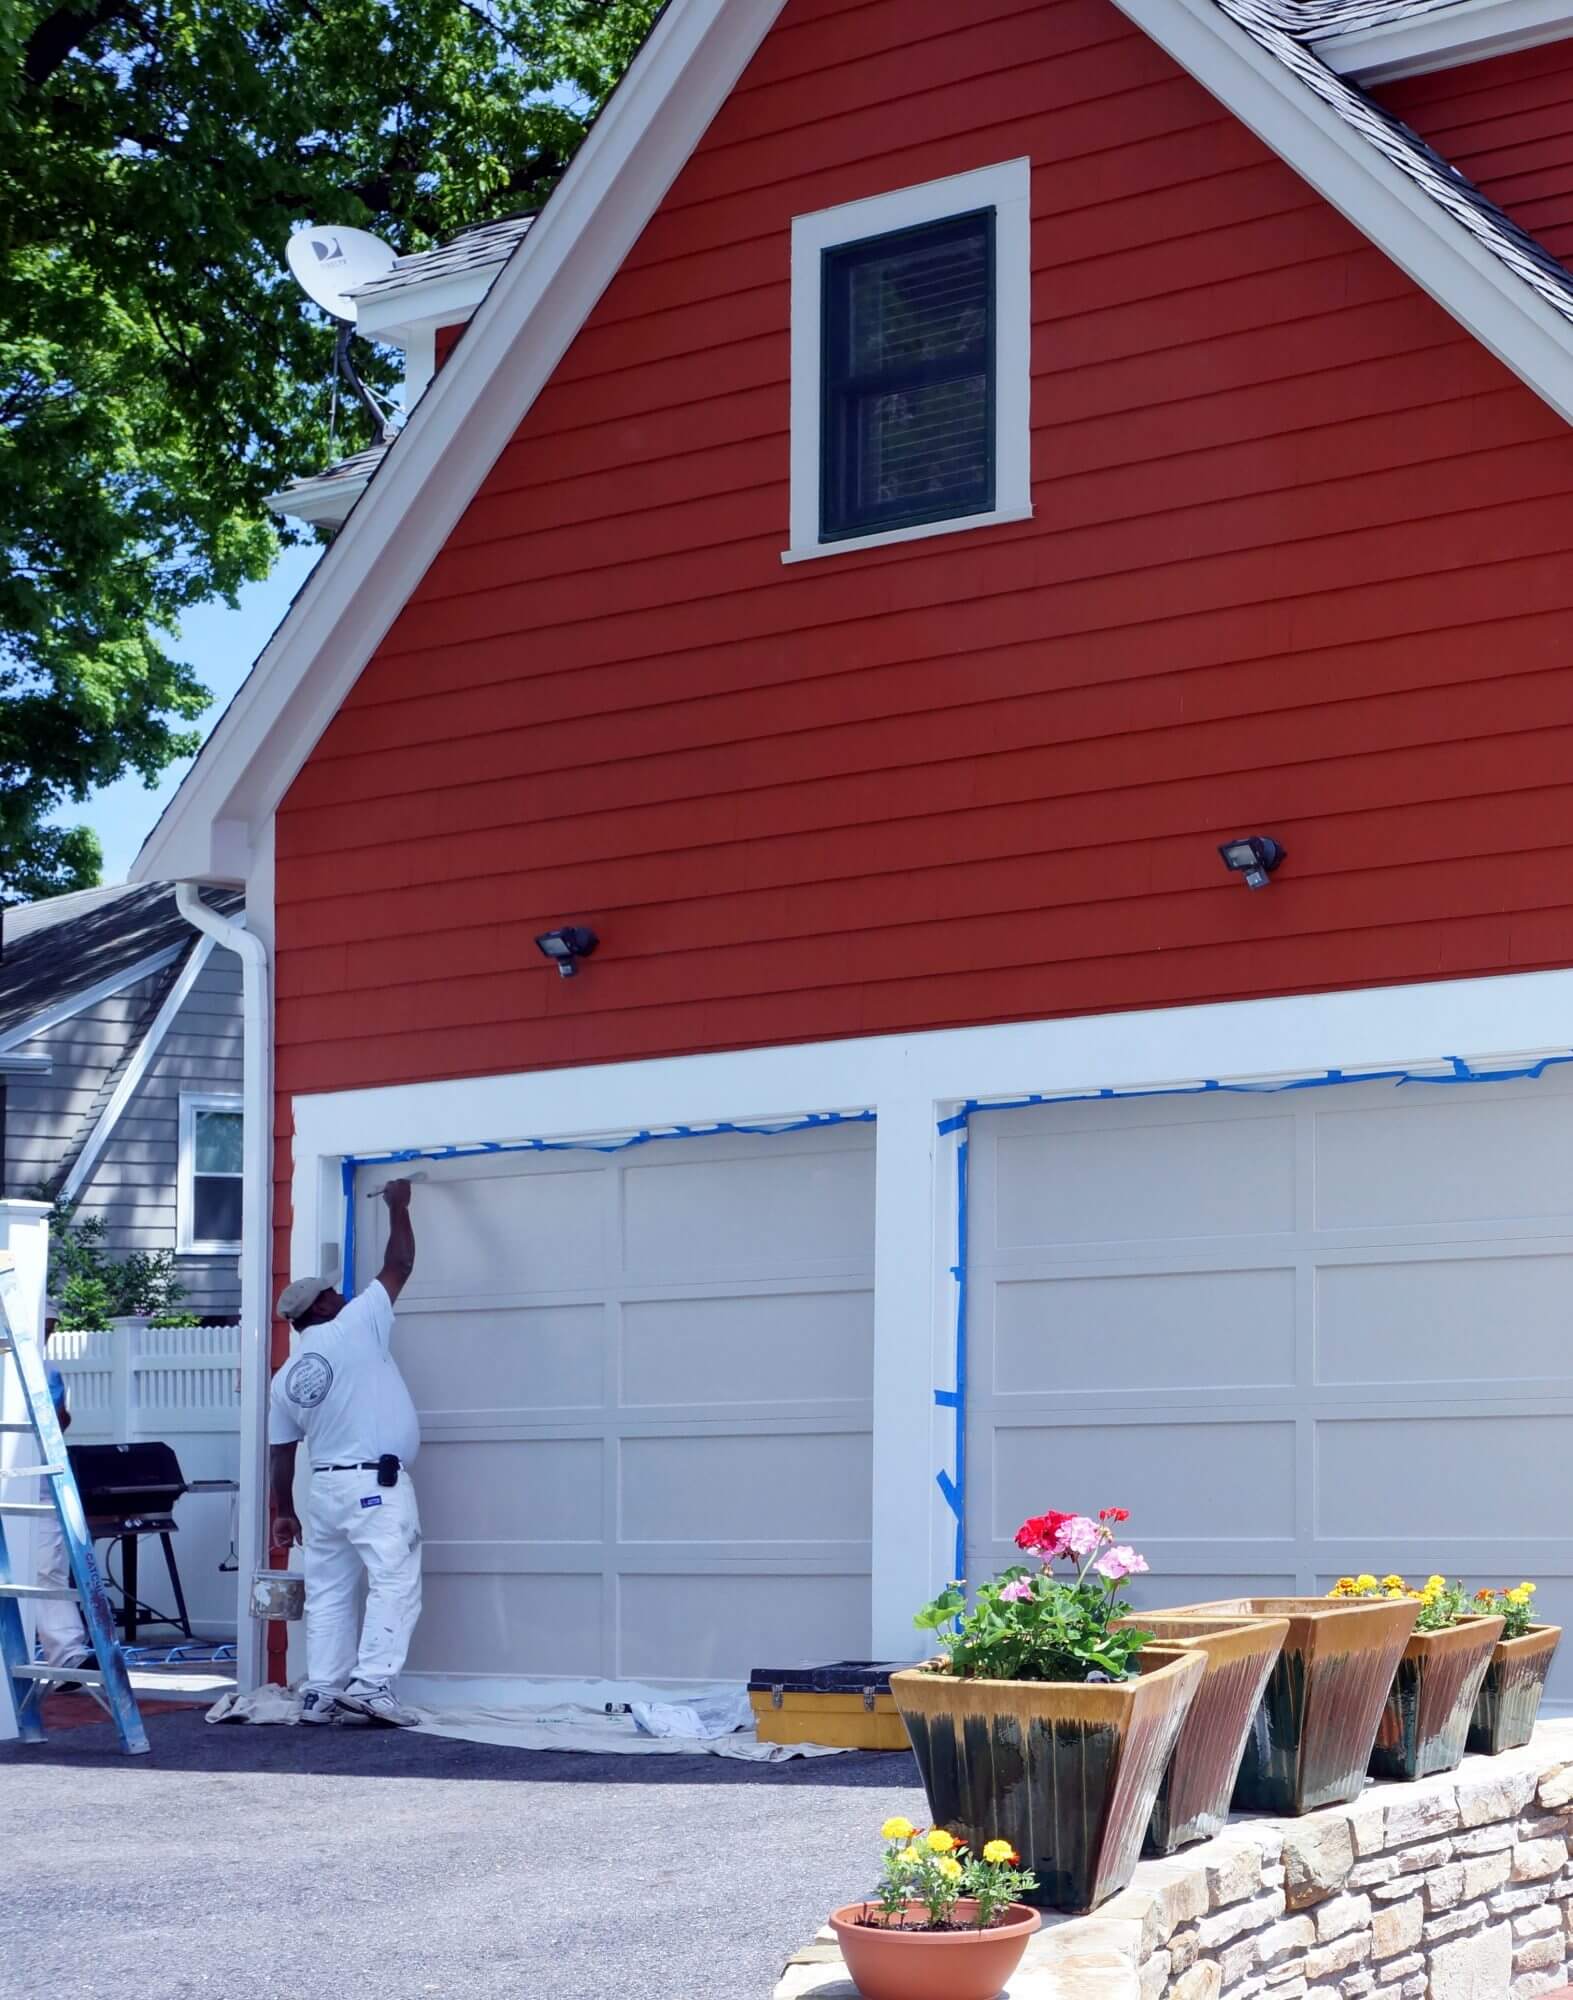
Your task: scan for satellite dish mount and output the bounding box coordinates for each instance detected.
[285,224,402,445]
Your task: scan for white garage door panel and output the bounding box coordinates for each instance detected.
[411,1573,601,1675]
[968,1075,1573,1705]
[618,1572,871,1681]
[620,1290,873,1407]
[995,1270,1296,1394]
[1316,1252,1573,1387]
[397,1304,607,1412]
[361,1123,875,1684]
[620,1429,870,1543]
[418,1439,602,1542]
[993,1421,1297,1540]
[1315,1093,1573,1230]
[993,1112,1296,1247]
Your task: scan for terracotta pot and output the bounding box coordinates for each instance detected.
[1468,1623,1562,1756]
[1117,1615,1290,1853]
[1153,1597,1419,1814]
[1369,1615,1504,1781]
[829,1900,1040,2000]
[891,1649,1205,1914]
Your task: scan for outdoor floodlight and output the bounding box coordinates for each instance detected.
[535,925,599,977]
[1217,836,1285,892]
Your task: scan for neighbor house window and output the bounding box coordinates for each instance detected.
[179,1093,243,1251]
[787,158,1031,561]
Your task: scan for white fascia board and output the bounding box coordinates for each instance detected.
[263,474,373,529]
[0,943,185,1055]
[59,937,214,1205]
[1316,0,1573,83]
[1105,0,1573,427]
[129,0,789,889]
[0,1052,53,1076]
[352,267,499,347]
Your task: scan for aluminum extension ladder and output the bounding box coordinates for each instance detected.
[0,1255,147,1754]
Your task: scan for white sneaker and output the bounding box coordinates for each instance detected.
[299,1688,341,1726]
[337,1681,419,1728]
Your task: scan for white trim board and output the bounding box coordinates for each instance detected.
[130,0,1573,888]
[0,943,185,1056]
[58,937,215,1206]
[785,159,1033,563]
[1316,0,1573,83]
[285,961,1573,1659]
[177,1089,245,1255]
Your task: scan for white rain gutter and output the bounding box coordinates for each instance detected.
[175,884,271,1689]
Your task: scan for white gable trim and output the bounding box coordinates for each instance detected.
[1316,0,1573,84]
[132,0,1573,887]
[0,944,185,1055]
[130,0,788,886]
[1106,0,1573,422]
[58,936,216,1206]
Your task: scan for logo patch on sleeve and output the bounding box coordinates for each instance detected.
[359,1494,383,1508]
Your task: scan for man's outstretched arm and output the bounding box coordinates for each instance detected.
[377,1179,415,1304]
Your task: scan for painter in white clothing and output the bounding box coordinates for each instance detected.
[268,1178,422,1728]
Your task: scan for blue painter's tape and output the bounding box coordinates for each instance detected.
[340,1158,357,1304]
[936,1469,962,1518]
[933,1388,960,1408]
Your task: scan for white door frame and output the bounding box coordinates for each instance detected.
[288,963,1573,1662]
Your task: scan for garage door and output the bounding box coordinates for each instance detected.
[965,1072,1573,1703]
[356,1122,874,1683]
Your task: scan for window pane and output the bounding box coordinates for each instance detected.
[194,1176,243,1244]
[822,210,995,539]
[194,1109,243,1175]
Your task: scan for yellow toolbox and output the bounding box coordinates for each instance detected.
[747,1661,912,1750]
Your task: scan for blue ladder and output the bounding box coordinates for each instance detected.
[0,1257,147,1754]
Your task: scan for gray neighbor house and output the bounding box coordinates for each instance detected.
[0,883,245,1319]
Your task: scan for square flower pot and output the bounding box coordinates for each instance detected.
[1467,1623,1562,1756]
[1369,1615,1504,1781]
[1154,1597,1419,1815]
[890,1649,1205,1914]
[1117,1615,1290,1853]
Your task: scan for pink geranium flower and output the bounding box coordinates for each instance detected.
[999,1577,1034,1603]
[1095,1545,1149,1581]
[1060,1514,1103,1558]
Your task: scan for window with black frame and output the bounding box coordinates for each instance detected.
[819,206,995,542]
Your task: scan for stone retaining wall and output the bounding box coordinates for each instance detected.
[774,1720,1573,2000]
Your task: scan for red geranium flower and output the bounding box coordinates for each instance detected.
[1015,1510,1076,1557]
[1099,1507,1130,1524]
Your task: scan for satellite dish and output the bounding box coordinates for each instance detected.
[286,225,397,322]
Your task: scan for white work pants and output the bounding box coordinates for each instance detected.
[302,1469,422,1693]
[32,1502,88,1667]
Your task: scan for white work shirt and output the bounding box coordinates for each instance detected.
[268,1281,420,1468]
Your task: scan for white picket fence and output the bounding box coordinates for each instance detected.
[50,1321,243,1637]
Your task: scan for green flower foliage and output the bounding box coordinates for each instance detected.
[1,0,657,895]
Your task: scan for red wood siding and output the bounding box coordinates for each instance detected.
[272,0,1573,1170]
[1375,41,1573,269]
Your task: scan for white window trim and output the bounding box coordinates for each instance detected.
[784,158,1033,564]
[178,1091,244,1254]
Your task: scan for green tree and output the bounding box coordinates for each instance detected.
[1,0,656,898]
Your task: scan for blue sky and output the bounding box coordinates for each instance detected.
[56,542,324,883]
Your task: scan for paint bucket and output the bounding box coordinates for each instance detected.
[250,1570,305,1620]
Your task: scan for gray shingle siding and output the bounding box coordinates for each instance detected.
[4,946,244,1318]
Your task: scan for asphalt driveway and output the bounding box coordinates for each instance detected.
[1,1705,926,2000]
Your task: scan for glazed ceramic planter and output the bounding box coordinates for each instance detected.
[891,1649,1205,1914]
[829,1900,1039,2000]
[1468,1624,1562,1756]
[1118,1615,1290,1854]
[1369,1614,1504,1781]
[1156,1597,1419,1815]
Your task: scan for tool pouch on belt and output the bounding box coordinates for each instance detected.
[377,1454,400,1488]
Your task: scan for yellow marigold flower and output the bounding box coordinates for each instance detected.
[1381,1574,1405,1589]
[937,1857,964,1882]
[926,1830,958,1853]
[1426,1575,1445,1591]
[892,1848,921,1872]
[882,1818,916,1841]
[1386,1587,1406,1600]
[1523,1582,1537,1594]
[1355,1574,1377,1591]
[1335,1577,1356,1592]
[983,1840,1015,1865]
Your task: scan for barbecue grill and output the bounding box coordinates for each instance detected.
[67,1441,237,1643]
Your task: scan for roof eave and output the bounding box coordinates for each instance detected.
[1316,0,1573,83]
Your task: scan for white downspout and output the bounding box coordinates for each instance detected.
[175,883,271,1689]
